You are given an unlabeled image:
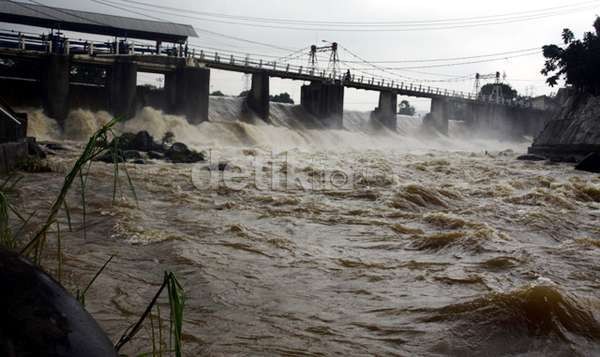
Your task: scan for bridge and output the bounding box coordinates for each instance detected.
[0,2,550,137]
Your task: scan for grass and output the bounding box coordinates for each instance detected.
[115,272,185,357]
[77,255,114,307]
[0,117,185,355]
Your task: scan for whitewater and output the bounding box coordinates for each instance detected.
[15,97,600,356]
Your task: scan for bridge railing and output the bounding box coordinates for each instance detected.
[0,29,534,107]
[188,48,483,101]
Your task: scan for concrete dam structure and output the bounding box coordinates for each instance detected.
[0,2,552,137]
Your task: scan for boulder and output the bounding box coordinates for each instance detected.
[517,154,547,161]
[575,152,600,173]
[110,131,162,152]
[122,150,143,160]
[166,142,205,163]
[132,159,146,165]
[95,150,125,164]
[0,248,117,356]
[26,138,47,159]
[131,131,157,152]
[206,161,230,171]
[148,151,165,160]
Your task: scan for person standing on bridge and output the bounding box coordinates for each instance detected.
[345,69,352,82]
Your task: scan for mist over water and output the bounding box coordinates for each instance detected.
[19,97,600,356]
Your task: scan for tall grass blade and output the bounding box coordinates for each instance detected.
[77,255,114,306]
[20,118,119,257]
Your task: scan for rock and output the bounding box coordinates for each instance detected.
[122,150,142,160]
[26,138,47,159]
[44,142,69,151]
[110,131,162,152]
[0,248,117,356]
[517,154,547,161]
[132,131,157,152]
[148,151,165,160]
[575,152,600,173]
[95,150,124,163]
[132,159,146,165]
[166,142,205,163]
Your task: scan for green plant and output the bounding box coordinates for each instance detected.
[115,272,185,357]
[19,117,137,257]
[542,16,600,93]
[76,255,114,307]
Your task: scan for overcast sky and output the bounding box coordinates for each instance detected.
[9,0,599,111]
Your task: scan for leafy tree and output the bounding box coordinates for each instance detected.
[479,83,518,101]
[269,92,294,104]
[542,17,600,94]
[398,100,416,116]
[210,90,225,96]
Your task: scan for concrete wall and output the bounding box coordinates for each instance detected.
[107,58,137,120]
[165,65,210,124]
[0,141,28,173]
[372,91,397,130]
[300,81,344,129]
[247,72,270,121]
[40,54,70,123]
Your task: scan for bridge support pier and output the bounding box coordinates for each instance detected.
[165,64,210,124]
[300,81,344,129]
[427,97,449,135]
[108,58,137,120]
[41,54,70,124]
[373,91,397,130]
[247,72,270,121]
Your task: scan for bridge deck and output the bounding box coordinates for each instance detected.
[0,29,531,107]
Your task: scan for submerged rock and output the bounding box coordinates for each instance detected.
[110,131,161,152]
[575,152,600,173]
[166,142,205,163]
[0,248,117,356]
[517,154,547,161]
[148,151,165,160]
[95,150,125,163]
[122,150,143,160]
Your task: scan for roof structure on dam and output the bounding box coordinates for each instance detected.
[0,1,197,43]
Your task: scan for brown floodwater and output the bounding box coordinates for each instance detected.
[13,100,600,356]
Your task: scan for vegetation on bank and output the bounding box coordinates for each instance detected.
[542,16,600,94]
[0,119,186,356]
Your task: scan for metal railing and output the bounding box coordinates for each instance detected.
[0,29,533,108]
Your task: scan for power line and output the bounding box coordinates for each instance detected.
[92,0,600,32]
[102,0,599,27]
[339,47,541,64]
[87,0,294,52]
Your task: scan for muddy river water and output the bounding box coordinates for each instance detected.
[15,99,600,356]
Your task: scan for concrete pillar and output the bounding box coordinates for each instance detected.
[300,81,344,129]
[247,71,270,121]
[165,65,210,124]
[40,54,70,124]
[428,97,449,135]
[107,58,137,119]
[373,91,397,130]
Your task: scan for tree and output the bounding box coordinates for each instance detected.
[238,90,250,97]
[398,100,416,116]
[541,17,600,94]
[210,90,225,96]
[479,83,518,101]
[269,92,294,104]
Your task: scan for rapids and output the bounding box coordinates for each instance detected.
[15,97,600,356]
